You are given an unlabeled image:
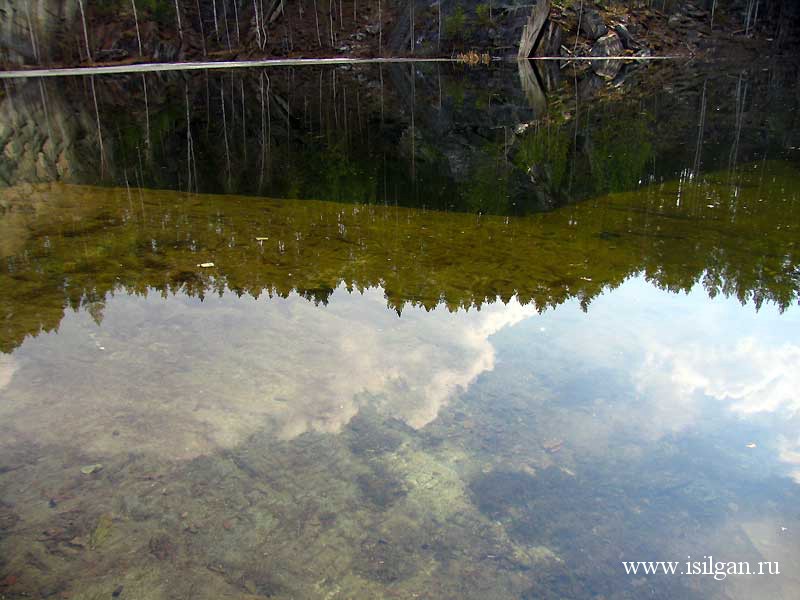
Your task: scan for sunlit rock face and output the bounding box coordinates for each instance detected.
[0,1,78,65]
[0,286,534,459]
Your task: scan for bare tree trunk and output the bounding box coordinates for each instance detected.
[378,0,382,54]
[410,0,414,53]
[261,0,269,44]
[175,0,184,41]
[195,0,208,55]
[223,0,233,50]
[753,0,760,29]
[710,0,717,31]
[437,0,441,51]
[574,0,583,55]
[313,0,322,47]
[254,0,263,49]
[233,0,241,47]
[329,0,335,47]
[25,3,40,63]
[77,0,92,61]
[212,0,221,42]
[131,0,144,56]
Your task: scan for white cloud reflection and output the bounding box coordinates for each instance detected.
[0,286,535,458]
[524,276,800,481]
[637,337,800,418]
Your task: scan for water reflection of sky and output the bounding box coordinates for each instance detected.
[489,276,800,481]
[0,284,535,458]
[2,275,799,598]
[3,274,798,479]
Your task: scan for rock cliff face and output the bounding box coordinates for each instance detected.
[2,1,798,67]
[1,0,393,66]
[0,0,78,64]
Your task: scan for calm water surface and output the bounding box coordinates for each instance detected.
[1,60,799,599]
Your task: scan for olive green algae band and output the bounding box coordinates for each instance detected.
[1,160,797,352]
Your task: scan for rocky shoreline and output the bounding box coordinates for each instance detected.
[0,0,793,71]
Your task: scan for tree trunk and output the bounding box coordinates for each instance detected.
[518,0,550,59]
[77,0,92,61]
[132,0,144,56]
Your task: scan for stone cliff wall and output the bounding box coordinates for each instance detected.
[0,0,78,64]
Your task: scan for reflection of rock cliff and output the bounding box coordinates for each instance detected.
[0,76,105,187]
[4,61,797,217]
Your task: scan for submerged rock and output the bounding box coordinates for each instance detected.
[90,513,113,548]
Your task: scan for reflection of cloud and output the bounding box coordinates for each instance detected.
[0,354,16,390]
[778,437,800,483]
[528,279,800,483]
[0,287,534,458]
[636,337,800,418]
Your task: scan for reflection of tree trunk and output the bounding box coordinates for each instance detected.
[517,60,547,118]
[37,81,53,157]
[518,0,549,59]
[185,84,195,193]
[142,74,151,150]
[90,77,105,175]
[729,73,747,174]
[221,86,231,179]
[241,79,247,161]
[693,80,707,177]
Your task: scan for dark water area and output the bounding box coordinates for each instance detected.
[0,60,799,599]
